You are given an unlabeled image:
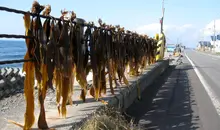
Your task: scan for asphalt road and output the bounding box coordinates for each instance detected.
[185,50,220,130]
[125,50,220,130]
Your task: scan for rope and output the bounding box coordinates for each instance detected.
[0,6,76,24]
[0,6,116,30]
[0,34,33,39]
[0,5,144,65]
[0,59,34,65]
[0,6,139,39]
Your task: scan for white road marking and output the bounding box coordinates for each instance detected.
[212,58,218,61]
[185,53,220,116]
[193,51,219,61]
[195,50,220,59]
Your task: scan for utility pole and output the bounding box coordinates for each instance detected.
[160,0,165,33]
[214,19,216,49]
[202,29,204,50]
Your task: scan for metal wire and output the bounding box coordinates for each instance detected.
[0,59,34,65]
[0,6,65,22]
[0,5,133,65]
[0,6,97,28]
[0,6,134,32]
[0,34,33,39]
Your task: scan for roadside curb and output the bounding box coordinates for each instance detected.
[196,50,220,58]
[73,60,169,129]
[108,60,169,110]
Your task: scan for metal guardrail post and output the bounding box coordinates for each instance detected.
[155,33,160,61]
[156,33,165,61]
[161,32,166,58]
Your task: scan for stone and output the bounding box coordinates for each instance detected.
[10,88,16,93]
[5,68,12,77]
[0,79,5,90]
[0,79,5,84]
[0,90,3,98]
[10,77,16,84]
[13,68,19,75]
[5,89,10,96]
[1,68,6,76]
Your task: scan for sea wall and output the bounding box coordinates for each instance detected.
[0,67,25,99]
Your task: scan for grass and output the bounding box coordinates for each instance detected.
[78,106,141,130]
[215,52,220,55]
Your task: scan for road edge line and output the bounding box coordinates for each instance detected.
[185,53,220,116]
[194,50,220,59]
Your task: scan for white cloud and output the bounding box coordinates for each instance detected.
[135,19,220,48]
[136,23,160,34]
[135,23,194,37]
[202,19,220,36]
[135,23,197,47]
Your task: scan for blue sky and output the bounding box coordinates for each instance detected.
[0,0,219,47]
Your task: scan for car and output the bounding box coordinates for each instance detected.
[166,46,175,52]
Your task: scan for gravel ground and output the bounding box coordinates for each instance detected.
[0,88,56,112]
[0,87,57,128]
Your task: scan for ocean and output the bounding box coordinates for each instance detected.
[0,40,91,69]
[0,40,26,68]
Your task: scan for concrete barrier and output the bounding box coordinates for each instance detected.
[74,59,169,129]
[108,60,169,109]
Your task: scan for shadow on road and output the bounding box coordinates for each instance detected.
[124,63,201,130]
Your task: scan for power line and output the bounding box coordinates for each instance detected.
[165,37,177,45]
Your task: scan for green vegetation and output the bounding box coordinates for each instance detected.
[215,52,220,55]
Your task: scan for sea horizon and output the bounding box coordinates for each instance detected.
[0,40,26,68]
